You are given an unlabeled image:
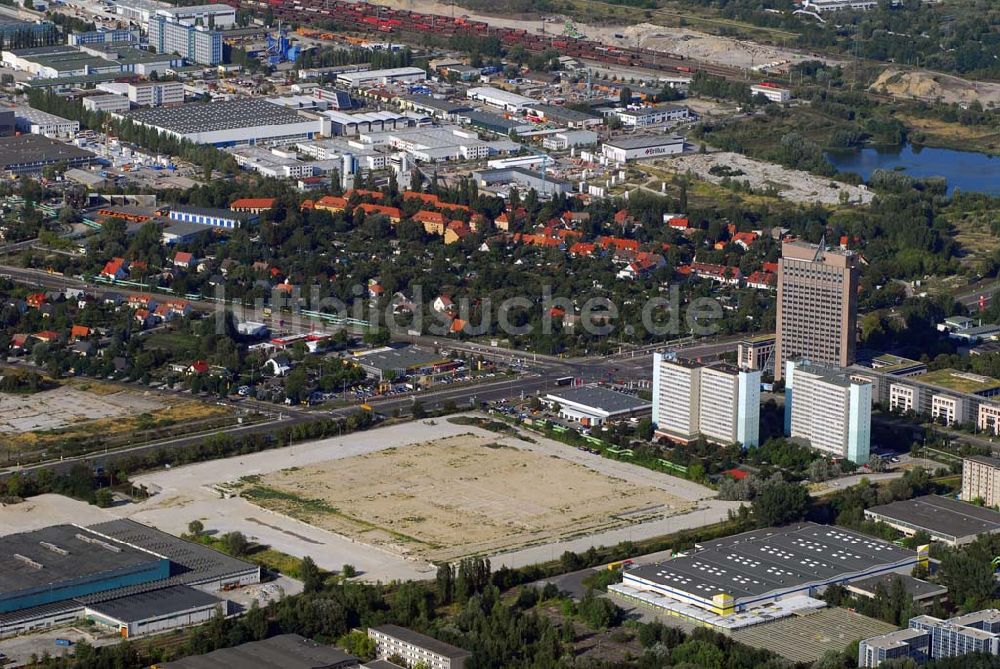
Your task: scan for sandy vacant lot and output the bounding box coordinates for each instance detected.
[0,387,164,433]
[242,434,692,562]
[658,152,874,206]
[871,68,1000,107]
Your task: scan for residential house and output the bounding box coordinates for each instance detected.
[33,330,60,344]
[733,231,758,250]
[745,270,776,290]
[264,355,293,377]
[101,258,128,281]
[134,309,156,328]
[685,262,742,285]
[173,251,195,269]
[414,210,446,235]
[188,360,210,375]
[26,293,47,309]
[617,253,665,280]
[355,203,402,223]
[569,242,596,257]
[70,325,91,340]
[444,222,471,245]
[9,333,29,352]
[71,341,95,357]
[433,295,454,314]
[311,195,348,213]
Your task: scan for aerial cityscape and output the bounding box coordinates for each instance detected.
[0,0,997,666]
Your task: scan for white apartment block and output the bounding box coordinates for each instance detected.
[368,625,470,669]
[785,360,871,464]
[652,354,760,448]
[962,456,1000,506]
[652,355,701,443]
[128,81,184,106]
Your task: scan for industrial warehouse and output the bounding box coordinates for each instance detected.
[0,520,260,638]
[863,494,1000,546]
[544,384,652,426]
[116,99,324,146]
[611,523,927,630]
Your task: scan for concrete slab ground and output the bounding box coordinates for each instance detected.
[0,387,164,433]
[0,416,738,583]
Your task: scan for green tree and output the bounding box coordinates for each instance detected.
[94,488,113,508]
[751,479,809,527]
[187,519,204,536]
[300,556,323,593]
[221,531,250,557]
[338,630,376,661]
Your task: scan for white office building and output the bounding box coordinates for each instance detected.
[652,355,760,448]
[335,67,426,89]
[466,86,536,112]
[616,105,690,128]
[784,359,871,463]
[128,81,184,106]
[751,84,792,103]
[83,94,130,113]
[541,130,598,150]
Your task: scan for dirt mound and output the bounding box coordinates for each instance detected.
[870,67,1000,106]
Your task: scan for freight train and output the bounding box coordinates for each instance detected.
[224,0,743,79]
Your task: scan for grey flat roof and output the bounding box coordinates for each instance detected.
[399,95,471,113]
[355,345,450,372]
[161,634,358,669]
[0,525,163,596]
[87,584,221,622]
[362,661,405,669]
[847,573,948,601]
[371,624,470,660]
[87,519,258,587]
[627,523,916,602]
[0,599,84,626]
[861,627,929,651]
[546,384,651,414]
[865,495,1000,540]
[462,109,525,130]
[120,99,309,135]
[529,103,601,122]
[604,134,684,150]
[965,454,1000,469]
[0,135,94,168]
[164,220,213,237]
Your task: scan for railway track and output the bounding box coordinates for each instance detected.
[225,0,755,81]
